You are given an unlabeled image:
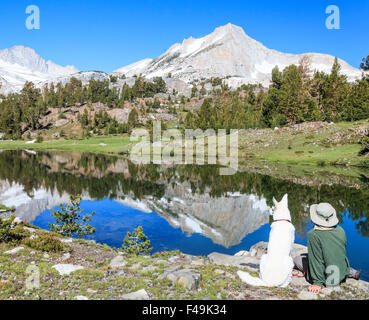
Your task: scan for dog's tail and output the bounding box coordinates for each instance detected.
[237,270,268,287]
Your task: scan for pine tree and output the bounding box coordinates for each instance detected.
[128,108,139,128]
[321,58,349,121]
[271,66,283,89]
[346,78,369,121]
[360,55,369,71]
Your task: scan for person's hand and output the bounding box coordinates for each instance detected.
[308,285,321,294]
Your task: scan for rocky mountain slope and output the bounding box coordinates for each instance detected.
[114,23,364,87]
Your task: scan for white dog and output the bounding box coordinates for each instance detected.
[237,194,295,287]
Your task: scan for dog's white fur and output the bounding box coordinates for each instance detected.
[237,194,295,287]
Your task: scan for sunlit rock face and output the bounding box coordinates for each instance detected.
[142,182,270,247]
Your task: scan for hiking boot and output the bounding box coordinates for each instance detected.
[348,268,361,280]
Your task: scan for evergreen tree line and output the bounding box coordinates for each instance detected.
[186,57,369,131]
[0,76,166,138]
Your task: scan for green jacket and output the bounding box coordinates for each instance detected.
[306,226,350,287]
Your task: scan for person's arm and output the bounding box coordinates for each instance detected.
[307,232,326,287]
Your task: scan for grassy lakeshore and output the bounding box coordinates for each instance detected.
[0,120,368,170]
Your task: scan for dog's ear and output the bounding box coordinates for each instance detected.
[281,194,288,206]
[273,197,278,207]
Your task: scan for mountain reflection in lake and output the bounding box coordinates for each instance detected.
[0,150,368,281]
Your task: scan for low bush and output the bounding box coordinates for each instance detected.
[0,216,27,244]
[23,232,69,253]
[359,159,369,168]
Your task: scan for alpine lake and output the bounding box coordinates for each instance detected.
[0,149,368,281]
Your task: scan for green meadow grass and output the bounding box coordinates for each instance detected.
[0,135,132,155]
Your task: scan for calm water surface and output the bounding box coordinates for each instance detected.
[0,150,368,281]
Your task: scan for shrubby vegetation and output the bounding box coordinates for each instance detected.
[359,134,369,156]
[78,109,131,135]
[49,194,96,237]
[121,226,152,255]
[23,232,69,252]
[0,216,24,243]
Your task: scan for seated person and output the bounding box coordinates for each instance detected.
[294,203,361,294]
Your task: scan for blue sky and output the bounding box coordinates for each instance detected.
[1,0,368,73]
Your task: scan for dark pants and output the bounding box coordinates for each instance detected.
[293,253,358,281]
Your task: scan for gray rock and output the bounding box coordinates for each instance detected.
[129,263,141,271]
[159,267,201,290]
[52,264,84,276]
[159,265,182,278]
[214,269,226,275]
[297,291,318,300]
[168,255,180,263]
[116,270,127,277]
[249,241,308,260]
[208,252,260,270]
[346,279,369,292]
[62,253,71,261]
[321,286,342,296]
[191,258,205,266]
[54,119,69,127]
[121,289,150,300]
[75,295,89,300]
[291,243,308,259]
[142,265,159,272]
[109,255,126,270]
[24,226,37,233]
[249,242,268,258]
[87,288,97,294]
[290,274,309,287]
[177,271,201,290]
[4,247,24,255]
[154,259,169,265]
[356,280,369,293]
[60,238,73,243]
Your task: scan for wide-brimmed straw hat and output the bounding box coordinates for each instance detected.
[310,203,339,228]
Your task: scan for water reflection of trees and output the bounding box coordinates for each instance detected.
[0,150,368,238]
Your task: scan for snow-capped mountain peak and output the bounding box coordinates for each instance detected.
[0,45,79,94]
[113,23,363,86]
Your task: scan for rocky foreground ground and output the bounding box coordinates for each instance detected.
[0,223,368,300]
